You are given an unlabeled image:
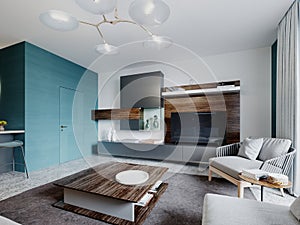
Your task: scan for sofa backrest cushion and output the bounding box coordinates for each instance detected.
[238,138,263,160]
[258,138,291,161]
[290,196,300,221]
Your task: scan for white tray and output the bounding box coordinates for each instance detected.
[115,170,149,185]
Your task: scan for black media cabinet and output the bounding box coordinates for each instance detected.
[98,141,217,164]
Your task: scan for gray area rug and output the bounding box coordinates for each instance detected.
[0,173,254,225]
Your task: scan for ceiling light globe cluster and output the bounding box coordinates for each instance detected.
[39,0,172,55]
[75,0,117,15]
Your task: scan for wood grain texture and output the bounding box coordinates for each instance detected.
[54,161,168,202]
[53,183,168,225]
[164,88,240,144]
[239,175,292,189]
[92,108,143,120]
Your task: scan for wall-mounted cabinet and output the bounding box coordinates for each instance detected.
[92,108,143,120]
[99,141,182,162]
[120,71,164,108]
[98,141,217,164]
[92,107,163,131]
[95,80,240,164]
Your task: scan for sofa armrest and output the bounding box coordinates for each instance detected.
[260,147,296,175]
[216,142,241,157]
[202,193,295,225]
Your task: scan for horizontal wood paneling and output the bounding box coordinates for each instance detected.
[164,85,240,144]
[92,108,143,120]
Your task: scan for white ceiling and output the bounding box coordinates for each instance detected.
[0,0,294,72]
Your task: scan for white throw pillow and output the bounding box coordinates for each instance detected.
[290,196,300,221]
[238,138,263,160]
[258,138,291,161]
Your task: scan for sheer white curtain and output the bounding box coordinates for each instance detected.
[276,0,300,195]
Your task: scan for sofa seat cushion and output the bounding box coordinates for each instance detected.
[202,194,299,225]
[0,216,21,225]
[258,138,291,161]
[210,156,263,179]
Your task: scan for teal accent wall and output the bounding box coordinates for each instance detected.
[0,43,25,172]
[0,42,98,172]
[24,42,98,171]
[272,41,277,138]
[0,42,25,130]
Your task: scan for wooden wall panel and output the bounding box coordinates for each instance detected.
[92,108,142,120]
[164,89,240,145]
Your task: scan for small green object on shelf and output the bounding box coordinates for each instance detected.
[0,120,7,131]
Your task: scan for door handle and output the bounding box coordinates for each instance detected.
[60,125,68,128]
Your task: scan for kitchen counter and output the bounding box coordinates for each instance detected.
[0,130,25,134]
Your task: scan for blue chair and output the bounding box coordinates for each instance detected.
[0,140,29,178]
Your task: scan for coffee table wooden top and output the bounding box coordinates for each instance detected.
[239,175,292,189]
[54,161,168,203]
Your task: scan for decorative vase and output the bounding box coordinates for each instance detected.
[0,126,4,131]
[153,115,159,129]
[144,119,150,131]
[107,128,112,142]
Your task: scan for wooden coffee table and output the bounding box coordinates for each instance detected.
[239,175,292,201]
[53,161,168,225]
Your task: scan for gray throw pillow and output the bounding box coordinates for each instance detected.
[238,138,263,160]
[290,196,300,221]
[258,138,291,161]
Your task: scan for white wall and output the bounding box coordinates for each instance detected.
[98,47,271,141]
[204,47,271,139]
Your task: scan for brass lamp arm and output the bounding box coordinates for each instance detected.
[79,13,154,43]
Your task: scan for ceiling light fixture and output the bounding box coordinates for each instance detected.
[128,0,170,26]
[39,0,172,55]
[39,10,79,31]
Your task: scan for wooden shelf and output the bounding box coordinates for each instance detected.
[162,86,240,98]
[92,108,143,120]
[162,80,240,92]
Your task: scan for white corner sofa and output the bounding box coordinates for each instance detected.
[202,194,300,225]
